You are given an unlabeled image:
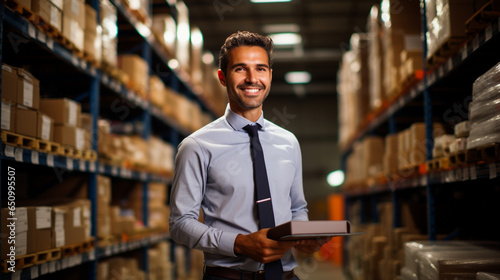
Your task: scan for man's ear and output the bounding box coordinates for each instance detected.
[217,69,227,87]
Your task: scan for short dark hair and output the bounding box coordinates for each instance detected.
[219,31,274,75]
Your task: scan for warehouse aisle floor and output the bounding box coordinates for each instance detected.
[294,254,347,280]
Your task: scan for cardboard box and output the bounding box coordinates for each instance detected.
[16,106,38,138]
[52,207,66,248]
[62,0,85,51]
[1,101,16,132]
[84,4,97,32]
[54,199,90,246]
[31,0,51,22]
[26,207,52,253]
[37,112,54,141]
[1,208,28,258]
[100,0,117,67]
[53,124,85,149]
[40,98,81,127]
[1,65,40,109]
[49,1,63,32]
[118,54,149,96]
[18,0,31,10]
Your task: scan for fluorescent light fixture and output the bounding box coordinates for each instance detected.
[327,170,345,187]
[262,23,299,34]
[251,0,291,3]
[285,71,311,84]
[191,27,203,47]
[269,33,302,46]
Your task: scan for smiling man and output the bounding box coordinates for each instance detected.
[169,31,323,280]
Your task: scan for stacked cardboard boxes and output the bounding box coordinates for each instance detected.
[100,0,118,67]
[84,4,102,63]
[122,182,170,231]
[96,175,112,238]
[1,207,52,258]
[40,98,88,150]
[367,5,385,111]
[31,0,63,33]
[149,242,174,280]
[118,54,149,98]
[425,0,490,62]
[62,0,85,52]
[346,201,429,280]
[337,33,370,149]
[380,0,422,97]
[152,14,176,58]
[1,64,55,142]
[97,257,146,280]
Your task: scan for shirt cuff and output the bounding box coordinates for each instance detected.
[218,231,239,257]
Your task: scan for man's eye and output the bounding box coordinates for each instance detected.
[258,68,267,72]
[235,68,245,72]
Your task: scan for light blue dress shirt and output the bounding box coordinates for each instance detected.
[169,105,309,272]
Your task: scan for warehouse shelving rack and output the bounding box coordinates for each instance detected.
[0,0,212,279]
[341,2,500,277]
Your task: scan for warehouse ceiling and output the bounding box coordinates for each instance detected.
[183,0,378,96]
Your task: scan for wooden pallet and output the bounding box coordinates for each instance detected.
[449,151,468,167]
[1,253,36,273]
[33,14,62,40]
[426,157,451,172]
[37,139,62,154]
[477,142,500,162]
[61,239,95,257]
[1,131,37,150]
[466,143,500,164]
[4,0,34,21]
[465,0,500,36]
[426,37,465,69]
[34,248,61,264]
[82,149,97,161]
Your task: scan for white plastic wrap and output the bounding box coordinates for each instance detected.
[449,137,467,154]
[432,134,455,158]
[473,83,500,104]
[403,241,500,277]
[473,61,500,98]
[418,250,500,280]
[477,272,500,280]
[401,267,418,280]
[467,114,500,149]
[469,97,500,126]
[454,121,470,138]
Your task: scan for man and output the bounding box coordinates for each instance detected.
[169,31,324,280]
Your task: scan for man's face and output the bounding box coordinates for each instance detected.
[218,46,273,112]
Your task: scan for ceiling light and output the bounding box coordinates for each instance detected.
[191,27,203,47]
[269,33,302,46]
[250,0,291,3]
[262,23,300,34]
[327,170,345,187]
[285,71,311,84]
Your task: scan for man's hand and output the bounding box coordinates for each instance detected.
[294,238,329,254]
[234,228,298,263]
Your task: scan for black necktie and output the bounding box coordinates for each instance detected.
[243,124,284,280]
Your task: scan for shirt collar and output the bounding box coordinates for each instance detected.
[224,104,265,132]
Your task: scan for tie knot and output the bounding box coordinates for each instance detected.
[243,124,260,137]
